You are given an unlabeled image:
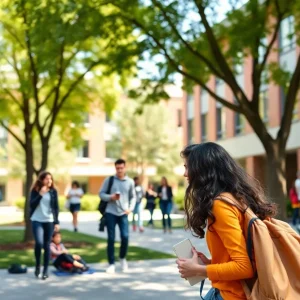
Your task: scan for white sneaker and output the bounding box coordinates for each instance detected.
[106,264,115,274]
[120,259,128,272]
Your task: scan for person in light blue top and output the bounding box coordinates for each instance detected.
[30,171,59,280]
[99,159,136,274]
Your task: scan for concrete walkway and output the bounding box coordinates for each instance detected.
[0,259,211,300]
[59,213,210,256]
[0,212,212,299]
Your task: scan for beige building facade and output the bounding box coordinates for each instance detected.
[0,88,183,205]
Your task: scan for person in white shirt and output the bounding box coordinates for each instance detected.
[66,181,84,232]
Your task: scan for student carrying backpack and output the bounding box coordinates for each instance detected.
[98,176,114,231]
[218,193,300,300]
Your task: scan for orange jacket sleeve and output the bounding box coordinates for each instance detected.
[206,200,254,281]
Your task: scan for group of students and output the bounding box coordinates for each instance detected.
[133,176,174,233]
[29,142,300,300]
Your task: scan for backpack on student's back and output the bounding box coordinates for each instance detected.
[98,176,114,232]
[218,193,300,300]
[98,176,114,215]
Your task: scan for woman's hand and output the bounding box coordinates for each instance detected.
[176,248,207,278]
[193,247,211,265]
[73,254,81,260]
[39,186,49,196]
[54,224,60,232]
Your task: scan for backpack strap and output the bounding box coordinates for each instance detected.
[247,217,259,270]
[107,176,114,194]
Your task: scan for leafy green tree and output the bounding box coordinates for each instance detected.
[108,100,181,181]
[110,0,300,219]
[0,0,137,240]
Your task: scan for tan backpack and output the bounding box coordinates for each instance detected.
[218,193,300,300]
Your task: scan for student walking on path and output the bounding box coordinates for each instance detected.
[132,176,145,233]
[99,159,136,274]
[157,177,173,233]
[30,171,60,280]
[66,181,84,232]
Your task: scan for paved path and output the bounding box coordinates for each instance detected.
[0,260,211,300]
[0,212,212,299]
[60,213,210,256]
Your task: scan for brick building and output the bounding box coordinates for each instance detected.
[182,16,300,190]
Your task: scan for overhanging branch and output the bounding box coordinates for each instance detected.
[152,0,225,80]
[123,14,242,113]
[0,120,25,150]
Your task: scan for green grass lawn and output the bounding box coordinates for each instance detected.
[0,229,174,269]
[130,217,185,229]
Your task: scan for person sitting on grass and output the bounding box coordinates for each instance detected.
[50,231,89,273]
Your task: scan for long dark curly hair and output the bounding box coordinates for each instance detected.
[181,143,277,238]
[32,171,54,192]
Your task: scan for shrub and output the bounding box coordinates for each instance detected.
[173,187,185,211]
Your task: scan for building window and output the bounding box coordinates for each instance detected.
[234,98,245,136]
[187,119,194,144]
[280,16,296,52]
[259,90,269,124]
[201,114,207,142]
[234,113,245,135]
[177,109,182,127]
[216,106,226,140]
[200,89,209,142]
[0,126,8,161]
[77,140,89,158]
[187,94,194,144]
[0,185,5,202]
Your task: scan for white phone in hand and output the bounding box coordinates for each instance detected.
[173,238,206,286]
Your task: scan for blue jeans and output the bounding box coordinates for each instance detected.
[32,221,54,273]
[132,202,143,227]
[200,281,223,300]
[292,208,299,225]
[106,213,129,265]
[160,201,172,229]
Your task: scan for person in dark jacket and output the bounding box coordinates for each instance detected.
[157,177,173,233]
[145,183,157,227]
[30,171,59,280]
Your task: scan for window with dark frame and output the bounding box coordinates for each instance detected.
[77,140,89,158]
[187,94,194,144]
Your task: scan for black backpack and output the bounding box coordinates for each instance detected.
[98,176,114,215]
[8,264,27,274]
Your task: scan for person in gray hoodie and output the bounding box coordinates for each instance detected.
[99,159,136,274]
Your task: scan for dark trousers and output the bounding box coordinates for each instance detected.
[160,201,172,229]
[292,208,299,225]
[32,221,54,273]
[148,207,154,225]
[53,254,85,270]
[106,213,129,265]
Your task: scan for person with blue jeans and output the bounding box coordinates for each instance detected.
[30,171,59,280]
[99,159,136,274]
[157,177,173,233]
[132,176,145,232]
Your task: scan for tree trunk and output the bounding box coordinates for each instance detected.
[23,142,34,242]
[38,138,49,174]
[265,142,287,221]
